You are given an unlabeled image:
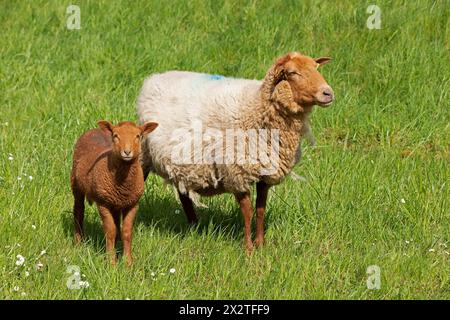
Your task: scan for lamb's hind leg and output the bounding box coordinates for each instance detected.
[73,189,85,245]
[178,191,198,224]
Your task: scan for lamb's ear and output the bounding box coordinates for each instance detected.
[271,80,303,114]
[97,120,114,134]
[140,122,158,135]
[314,57,331,67]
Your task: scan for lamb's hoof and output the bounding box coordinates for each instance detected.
[245,242,254,256]
[254,237,264,248]
[74,233,83,245]
[108,255,118,266]
[125,256,134,268]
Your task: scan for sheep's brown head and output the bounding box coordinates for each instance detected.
[98,120,158,162]
[270,52,334,113]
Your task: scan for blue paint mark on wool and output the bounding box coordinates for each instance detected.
[207,74,225,80]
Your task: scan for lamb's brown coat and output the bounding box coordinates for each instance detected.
[70,121,157,265]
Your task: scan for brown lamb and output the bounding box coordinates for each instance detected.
[70,120,158,265]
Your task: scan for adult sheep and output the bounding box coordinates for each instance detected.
[137,52,334,252]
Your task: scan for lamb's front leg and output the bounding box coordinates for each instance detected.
[97,205,117,265]
[235,192,254,254]
[122,204,138,266]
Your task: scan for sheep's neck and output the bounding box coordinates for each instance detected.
[248,87,310,185]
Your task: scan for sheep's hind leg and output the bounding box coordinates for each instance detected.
[255,182,270,248]
[235,192,254,254]
[178,191,198,224]
[73,190,85,245]
[97,205,117,266]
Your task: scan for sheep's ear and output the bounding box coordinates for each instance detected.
[271,80,303,114]
[273,54,291,83]
[97,120,114,134]
[140,122,158,135]
[314,57,331,67]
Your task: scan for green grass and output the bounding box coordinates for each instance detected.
[0,0,449,299]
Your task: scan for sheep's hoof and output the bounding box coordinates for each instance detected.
[188,219,198,226]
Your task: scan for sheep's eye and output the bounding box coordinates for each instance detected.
[288,71,301,77]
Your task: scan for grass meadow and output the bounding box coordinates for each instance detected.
[0,0,449,299]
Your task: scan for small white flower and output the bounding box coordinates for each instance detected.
[4,122,8,126]
[31,225,36,230]
[150,272,155,277]
[28,176,33,181]
[405,240,410,244]
[39,250,46,256]
[169,268,176,274]
[21,292,27,297]
[160,272,166,276]
[428,248,435,252]
[174,209,180,215]
[36,262,44,271]
[24,271,30,277]
[13,286,20,292]
[17,176,22,181]
[82,274,86,278]
[15,254,25,266]
[79,281,90,289]
[400,198,406,204]
[8,156,13,161]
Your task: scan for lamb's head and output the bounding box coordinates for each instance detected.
[98,120,158,162]
[269,52,334,113]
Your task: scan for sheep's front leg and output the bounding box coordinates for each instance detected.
[235,192,254,253]
[178,191,198,224]
[97,205,117,265]
[255,181,270,248]
[122,205,138,267]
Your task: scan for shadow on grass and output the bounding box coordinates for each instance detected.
[61,188,271,250]
[137,190,245,241]
[60,207,110,253]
